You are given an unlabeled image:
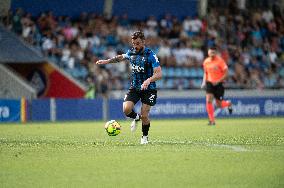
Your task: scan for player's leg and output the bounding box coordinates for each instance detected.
[123,89,141,132]
[140,89,157,144]
[206,93,215,125]
[215,100,230,108]
[123,101,136,117]
[205,82,216,125]
[214,84,233,114]
[215,99,232,113]
[140,103,151,144]
[123,101,141,132]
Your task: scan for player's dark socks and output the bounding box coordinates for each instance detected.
[142,123,150,136]
[126,110,138,119]
[228,106,233,114]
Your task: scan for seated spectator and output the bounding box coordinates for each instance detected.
[5,7,284,91]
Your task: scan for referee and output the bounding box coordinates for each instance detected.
[201,46,233,125]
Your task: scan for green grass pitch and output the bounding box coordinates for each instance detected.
[0,118,284,188]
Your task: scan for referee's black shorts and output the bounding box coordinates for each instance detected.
[206,82,225,100]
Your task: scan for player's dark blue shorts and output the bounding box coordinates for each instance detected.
[124,89,157,106]
[206,82,225,100]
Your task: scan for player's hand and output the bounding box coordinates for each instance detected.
[96,60,108,64]
[141,79,151,90]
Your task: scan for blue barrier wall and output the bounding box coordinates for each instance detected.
[0,99,21,122]
[56,99,103,121]
[108,99,125,120]
[28,99,103,121]
[109,97,284,119]
[11,0,104,17]
[30,99,50,121]
[2,97,283,123]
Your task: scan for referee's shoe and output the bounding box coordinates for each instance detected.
[208,121,216,126]
[228,101,233,114]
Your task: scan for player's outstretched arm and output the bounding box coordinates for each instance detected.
[96,55,126,64]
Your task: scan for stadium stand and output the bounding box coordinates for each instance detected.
[0,25,44,63]
[0,0,283,122]
[0,24,86,99]
[1,1,284,93]
[0,64,36,99]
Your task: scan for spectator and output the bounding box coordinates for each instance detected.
[12,8,23,35]
[6,7,284,90]
[84,76,96,99]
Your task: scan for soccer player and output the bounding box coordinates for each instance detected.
[96,31,162,144]
[201,46,233,125]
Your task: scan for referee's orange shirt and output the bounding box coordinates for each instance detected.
[203,55,228,83]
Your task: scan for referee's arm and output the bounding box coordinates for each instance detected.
[201,70,207,89]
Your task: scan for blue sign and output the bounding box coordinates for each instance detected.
[0,99,21,122]
[108,99,125,120]
[2,97,283,122]
[109,97,284,119]
[56,99,103,121]
[30,99,50,121]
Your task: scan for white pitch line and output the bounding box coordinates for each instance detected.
[152,140,248,152]
[209,144,248,152]
[152,140,191,145]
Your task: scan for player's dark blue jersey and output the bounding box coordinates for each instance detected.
[124,47,160,90]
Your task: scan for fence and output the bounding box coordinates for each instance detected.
[1,96,284,123]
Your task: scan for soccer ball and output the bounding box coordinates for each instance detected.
[104,120,121,136]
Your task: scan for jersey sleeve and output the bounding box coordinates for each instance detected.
[148,51,160,68]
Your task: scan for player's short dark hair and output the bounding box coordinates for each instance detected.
[131,31,145,40]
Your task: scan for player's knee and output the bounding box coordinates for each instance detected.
[141,113,149,122]
[123,106,132,115]
[216,102,222,108]
[141,116,149,122]
[206,99,213,103]
[141,117,150,125]
[206,95,214,103]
